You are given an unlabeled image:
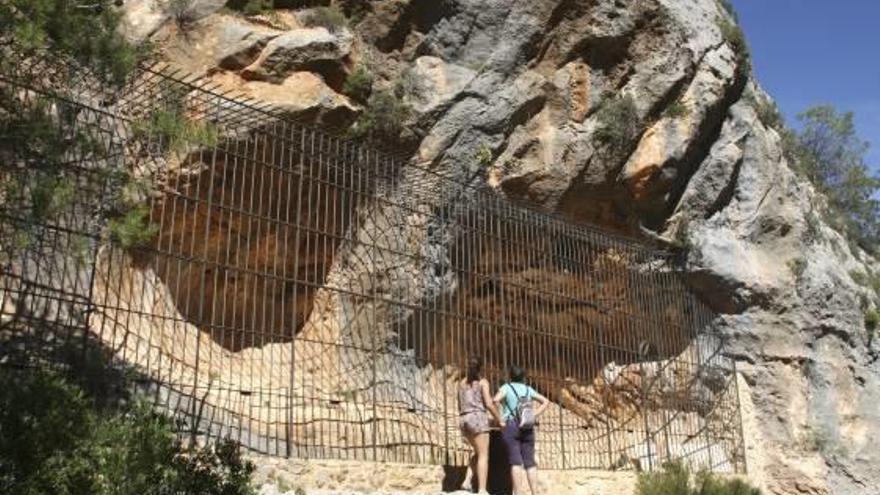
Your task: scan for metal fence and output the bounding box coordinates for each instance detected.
[0,56,745,474]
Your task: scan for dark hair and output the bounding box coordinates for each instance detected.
[466,356,483,383]
[509,365,526,383]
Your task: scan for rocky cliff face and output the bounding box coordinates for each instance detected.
[121,0,880,493]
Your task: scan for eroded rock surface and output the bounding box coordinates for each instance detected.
[129,1,879,493]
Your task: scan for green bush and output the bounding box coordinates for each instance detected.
[664,100,691,119]
[108,205,159,249]
[636,461,761,495]
[133,108,220,153]
[225,0,272,16]
[168,0,199,28]
[747,93,785,130]
[716,17,751,82]
[0,0,144,85]
[637,461,690,495]
[343,65,374,103]
[717,0,739,22]
[0,367,255,495]
[595,94,640,159]
[302,6,348,32]
[787,257,807,279]
[476,143,493,167]
[865,310,879,341]
[348,89,410,144]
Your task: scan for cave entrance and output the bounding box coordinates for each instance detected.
[150,128,375,351]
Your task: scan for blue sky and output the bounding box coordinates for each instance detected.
[732,0,880,169]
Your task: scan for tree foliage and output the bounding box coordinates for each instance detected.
[788,106,880,252]
[0,367,255,495]
[0,0,144,85]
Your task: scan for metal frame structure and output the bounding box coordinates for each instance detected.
[0,56,745,473]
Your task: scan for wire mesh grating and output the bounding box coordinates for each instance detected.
[0,56,746,473]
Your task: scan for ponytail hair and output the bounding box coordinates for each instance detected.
[466,356,482,383]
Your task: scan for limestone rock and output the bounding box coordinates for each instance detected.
[132,0,880,493]
[118,0,225,42]
[240,28,353,83]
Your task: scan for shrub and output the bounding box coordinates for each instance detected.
[865,310,879,341]
[787,257,807,280]
[348,89,410,144]
[476,143,493,167]
[108,205,159,249]
[637,461,690,495]
[343,64,374,103]
[225,0,272,16]
[637,461,762,495]
[781,106,880,253]
[0,367,255,495]
[717,0,739,22]
[595,94,640,159]
[133,108,220,153]
[716,17,751,82]
[302,6,348,33]
[670,218,694,253]
[664,100,690,119]
[168,0,199,29]
[0,0,143,85]
[748,93,784,130]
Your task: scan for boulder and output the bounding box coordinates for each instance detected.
[240,28,353,83]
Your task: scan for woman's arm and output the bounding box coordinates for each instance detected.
[492,385,508,423]
[532,390,551,418]
[481,379,504,426]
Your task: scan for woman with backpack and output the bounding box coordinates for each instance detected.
[494,365,550,495]
[458,356,504,494]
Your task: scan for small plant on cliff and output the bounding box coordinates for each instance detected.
[664,99,691,119]
[746,92,785,130]
[302,6,348,33]
[476,143,493,168]
[348,89,411,144]
[865,309,879,343]
[225,0,272,16]
[132,108,220,153]
[717,0,739,22]
[595,94,640,160]
[343,64,374,104]
[167,0,199,29]
[107,205,158,250]
[716,16,751,82]
[787,257,807,280]
[637,461,761,495]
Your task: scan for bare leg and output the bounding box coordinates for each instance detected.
[463,432,477,492]
[525,467,539,495]
[473,432,490,493]
[510,465,526,495]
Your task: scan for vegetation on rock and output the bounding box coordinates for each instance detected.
[225,0,273,16]
[596,94,641,160]
[637,461,761,495]
[301,6,349,33]
[0,367,255,495]
[343,64,375,104]
[0,0,145,85]
[783,106,880,253]
[348,88,411,144]
[716,15,751,83]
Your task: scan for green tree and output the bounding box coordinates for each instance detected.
[0,0,143,84]
[791,106,880,252]
[0,367,256,494]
